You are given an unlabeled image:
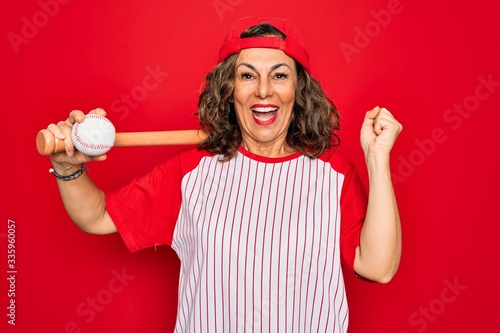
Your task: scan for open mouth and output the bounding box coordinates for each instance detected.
[251,105,279,125]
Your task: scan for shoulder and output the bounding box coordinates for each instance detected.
[176,146,215,160]
[168,147,217,175]
[318,146,356,176]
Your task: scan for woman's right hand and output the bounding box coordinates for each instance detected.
[46,108,109,173]
[44,107,118,235]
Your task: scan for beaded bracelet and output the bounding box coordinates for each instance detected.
[49,163,86,181]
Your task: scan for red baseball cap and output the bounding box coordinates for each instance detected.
[218,16,311,72]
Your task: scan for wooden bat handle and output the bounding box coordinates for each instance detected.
[36,129,208,155]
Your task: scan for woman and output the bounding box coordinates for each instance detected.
[46,17,402,333]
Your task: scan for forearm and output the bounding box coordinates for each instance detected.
[354,155,401,283]
[52,163,113,234]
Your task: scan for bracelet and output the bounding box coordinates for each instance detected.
[49,163,86,181]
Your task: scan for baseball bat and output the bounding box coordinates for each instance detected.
[36,129,208,156]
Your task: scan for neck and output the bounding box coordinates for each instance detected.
[241,138,296,158]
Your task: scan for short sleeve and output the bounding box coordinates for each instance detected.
[105,154,184,252]
[338,162,368,275]
[322,148,368,276]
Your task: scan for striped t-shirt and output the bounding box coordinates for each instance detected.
[106,146,367,333]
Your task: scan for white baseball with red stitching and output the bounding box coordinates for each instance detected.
[71,114,116,156]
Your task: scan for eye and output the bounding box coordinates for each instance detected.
[273,72,288,80]
[241,72,254,80]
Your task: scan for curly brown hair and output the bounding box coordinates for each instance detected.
[197,23,340,161]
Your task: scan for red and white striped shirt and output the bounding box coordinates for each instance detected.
[107,146,367,332]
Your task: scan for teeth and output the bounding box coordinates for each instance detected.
[251,107,278,112]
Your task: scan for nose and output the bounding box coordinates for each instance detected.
[255,77,273,99]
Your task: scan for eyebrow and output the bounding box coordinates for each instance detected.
[236,62,292,71]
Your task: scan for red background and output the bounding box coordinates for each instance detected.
[2,0,499,332]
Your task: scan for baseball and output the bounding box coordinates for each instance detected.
[72,114,116,156]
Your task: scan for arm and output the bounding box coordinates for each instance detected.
[353,106,402,283]
[47,108,117,235]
